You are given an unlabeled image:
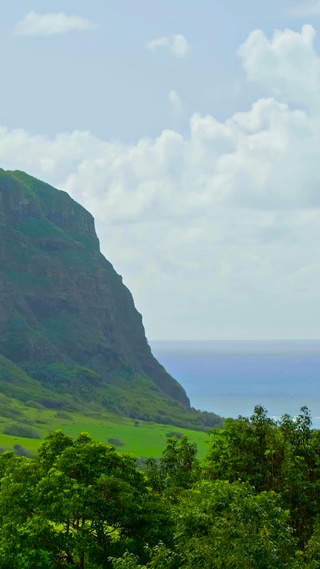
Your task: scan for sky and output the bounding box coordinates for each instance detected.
[0,0,320,340]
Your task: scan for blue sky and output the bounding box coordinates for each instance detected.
[1,0,311,138]
[1,0,320,340]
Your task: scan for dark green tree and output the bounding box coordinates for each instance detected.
[0,431,172,568]
[112,481,301,569]
[206,405,281,492]
[145,435,199,495]
[205,406,320,547]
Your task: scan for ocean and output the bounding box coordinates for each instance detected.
[150,340,320,428]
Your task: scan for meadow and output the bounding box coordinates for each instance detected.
[0,396,210,458]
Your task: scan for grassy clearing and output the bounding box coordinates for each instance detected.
[55,415,210,458]
[0,401,211,459]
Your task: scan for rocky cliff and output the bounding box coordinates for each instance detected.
[0,169,196,420]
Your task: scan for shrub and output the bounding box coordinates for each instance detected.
[38,399,64,410]
[55,412,72,421]
[3,424,41,439]
[0,407,23,420]
[166,431,183,439]
[13,444,34,458]
[107,438,124,447]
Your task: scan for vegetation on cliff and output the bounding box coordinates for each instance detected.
[0,168,221,429]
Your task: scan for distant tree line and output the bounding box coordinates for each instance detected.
[0,406,320,567]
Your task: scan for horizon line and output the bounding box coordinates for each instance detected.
[150,338,320,342]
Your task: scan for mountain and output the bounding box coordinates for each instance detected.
[0,169,221,429]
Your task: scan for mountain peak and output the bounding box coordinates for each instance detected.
[0,169,198,424]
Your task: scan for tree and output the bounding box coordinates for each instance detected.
[0,432,172,568]
[206,405,282,492]
[146,436,200,495]
[112,481,301,569]
[171,480,301,569]
[205,406,320,547]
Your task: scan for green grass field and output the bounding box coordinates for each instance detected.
[0,399,211,459]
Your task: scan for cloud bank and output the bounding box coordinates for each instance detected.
[2,25,320,338]
[15,11,97,37]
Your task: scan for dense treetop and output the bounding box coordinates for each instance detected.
[1,406,320,568]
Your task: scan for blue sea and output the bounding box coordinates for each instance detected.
[150,340,320,428]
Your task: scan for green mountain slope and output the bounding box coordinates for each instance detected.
[0,169,222,429]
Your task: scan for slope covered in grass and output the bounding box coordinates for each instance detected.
[0,168,222,430]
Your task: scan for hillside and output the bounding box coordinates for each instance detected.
[0,169,221,430]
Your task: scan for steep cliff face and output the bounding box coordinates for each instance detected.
[0,169,190,416]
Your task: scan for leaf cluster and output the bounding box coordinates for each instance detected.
[1,408,320,568]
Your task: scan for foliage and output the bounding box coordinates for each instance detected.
[0,168,224,431]
[206,405,320,547]
[3,424,41,439]
[107,438,124,447]
[0,394,211,459]
[0,354,222,432]
[13,444,35,458]
[0,431,172,568]
[146,436,200,494]
[0,409,319,567]
[165,432,183,439]
[172,480,300,569]
[111,484,302,569]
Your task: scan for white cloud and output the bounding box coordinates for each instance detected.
[146,34,190,57]
[291,1,320,16]
[146,37,170,52]
[238,24,320,111]
[168,89,182,113]
[15,11,97,37]
[1,25,320,339]
[171,34,190,57]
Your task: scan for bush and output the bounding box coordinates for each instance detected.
[27,401,46,410]
[166,432,183,439]
[55,412,72,421]
[3,424,41,439]
[13,444,35,458]
[0,407,23,420]
[38,399,64,410]
[107,438,124,447]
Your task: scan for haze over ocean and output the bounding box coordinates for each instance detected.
[151,341,320,428]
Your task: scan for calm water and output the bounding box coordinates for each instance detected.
[150,340,320,428]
